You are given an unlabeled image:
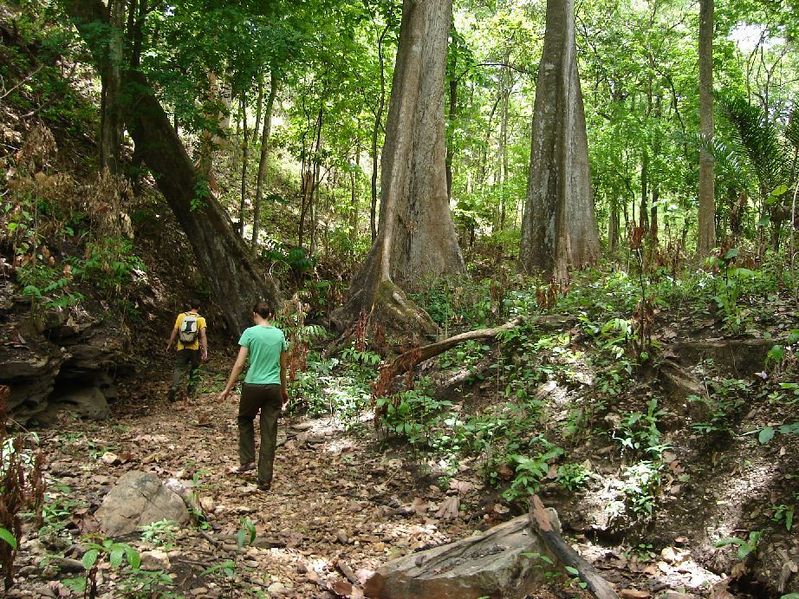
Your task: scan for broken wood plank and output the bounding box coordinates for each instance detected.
[528,495,619,599]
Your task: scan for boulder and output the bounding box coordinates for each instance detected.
[50,387,110,420]
[364,515,552,599]
[96,471,190,536]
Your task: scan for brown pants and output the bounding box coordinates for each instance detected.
[238,384,282,487]
[170,349,201,395]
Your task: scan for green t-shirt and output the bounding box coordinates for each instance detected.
[238,325,288,385]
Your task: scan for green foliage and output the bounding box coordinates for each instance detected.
[556,463,591,492]
[715,530,763,560]
[202,559,237,579]
[621,461,662,517]
[236,517,257,549]
[0,528,16,550]
[376,388,453,446]
[689,376,751,436]
[771,502,795,531]
[612,398,668,458]
[139,519,178,550]
[501,440,564,502]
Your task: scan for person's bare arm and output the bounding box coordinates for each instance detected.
[280,351,289,403]
[166,326,178,352]
[199,327,208,361]
[219,346,249,401]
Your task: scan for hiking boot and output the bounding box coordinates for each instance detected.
[167,389,177,403]
[236,462,256,474]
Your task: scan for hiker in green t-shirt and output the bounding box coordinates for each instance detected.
[219,302,288,491]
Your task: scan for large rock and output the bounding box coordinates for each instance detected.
[96,471,190,536]
[49,387,110,420]
[0,299,128,424]
[364,515,553,599]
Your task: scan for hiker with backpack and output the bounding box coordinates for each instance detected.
[166,299,208,402]
[218,302,288,492]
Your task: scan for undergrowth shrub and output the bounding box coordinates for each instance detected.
[0,386,45,591]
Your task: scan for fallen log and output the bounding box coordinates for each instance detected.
[528,495,619,599]
[387,314,572,375]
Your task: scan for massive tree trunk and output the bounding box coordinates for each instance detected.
[697,0,716,256]
[334,0,464,338]
[65,0,279,334]
[519,0,599,283]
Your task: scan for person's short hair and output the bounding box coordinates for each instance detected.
[252,302,273,319]
[189,298,202,310]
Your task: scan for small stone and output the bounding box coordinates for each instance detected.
[267,582,286,594]
[190,588,208,596]
[336,529,349,544]
[660,593,695,599]
[141,550,170,571]
[620,591,650,599]
[100,452,120,465]
[199,496,215,512]
[660,546,678,563]
[295,563,308,574]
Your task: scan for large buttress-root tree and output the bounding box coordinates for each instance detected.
[520,0,599,283]
[334,0,464,338]
[64,0,279,334]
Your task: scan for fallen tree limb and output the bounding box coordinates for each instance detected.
[388,314,573,374]
[388,316,525,374]
[529,495,619,599]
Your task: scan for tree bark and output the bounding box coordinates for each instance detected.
[371,23,390,242]
[520,0,599,282]
[99,0,125,173]
[239,93,249,236]
[336,0,464,337]
[65,0,280,334]
[252,71,278,248]
[697,0,716,256]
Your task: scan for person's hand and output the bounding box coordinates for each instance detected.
[201,350,208,362]
[280,388,289,405]
[165,341,172,352]
[218,389,231,402]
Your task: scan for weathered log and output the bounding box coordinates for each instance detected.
[528,495,619,599]
[388,317,522,374]
[388,314,572,374]
[363,514,555,599]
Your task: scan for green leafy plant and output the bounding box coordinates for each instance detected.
[501,441,564,502]
[139,519,178,550]
[621,461,662,517]
[63,537,141,596]
[202,559,237,579]
[556,463,590,492]
[771,503,795,531]
[715,530,763,560]
[236,516,257,549]
[613,398,667,458]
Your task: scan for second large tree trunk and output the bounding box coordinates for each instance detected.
[519,0,599,282]
[335,0,464,338]
[65,0,279,334]
[697,0,716,256]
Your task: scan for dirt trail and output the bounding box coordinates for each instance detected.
[26,382,483,598]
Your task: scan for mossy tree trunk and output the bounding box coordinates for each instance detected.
[65,0,279,334]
